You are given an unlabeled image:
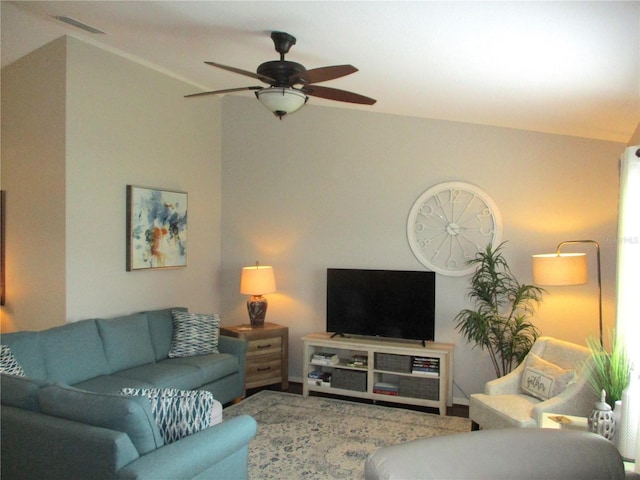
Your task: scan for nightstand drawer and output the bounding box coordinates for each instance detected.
[247,336,282,357]
[246,356,282,388]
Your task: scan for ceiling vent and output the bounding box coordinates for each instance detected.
[54,16,106,34]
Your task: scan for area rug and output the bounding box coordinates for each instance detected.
[223,390,471,479]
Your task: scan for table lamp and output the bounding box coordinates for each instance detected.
[240,262,276,327]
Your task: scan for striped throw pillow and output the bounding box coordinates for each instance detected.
[0,345,25,377]
[168,311,220,358]
[122,388,217,443]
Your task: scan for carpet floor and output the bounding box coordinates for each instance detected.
[224,390,471,479]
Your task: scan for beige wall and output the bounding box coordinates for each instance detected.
[220,96,625,401]
[1,37,223,330]
[1,38,67,331]
[1,35,629,401]
[629,123,640,145]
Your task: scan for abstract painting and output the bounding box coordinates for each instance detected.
[127,186,187,271]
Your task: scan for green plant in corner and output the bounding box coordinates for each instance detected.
[454,241,545,378]
[586,331,630,409]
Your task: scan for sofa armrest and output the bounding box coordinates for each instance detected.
[116,415,257,480]
[484,361,526,395]
[218,335,247,391]
[218,335,247,364]
[1,405,140,480]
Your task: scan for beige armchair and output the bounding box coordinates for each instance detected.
[470,336,598,429]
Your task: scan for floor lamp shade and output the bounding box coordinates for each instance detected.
[532,240,602,346]
[532,253,588,286]
[240,265,276,327]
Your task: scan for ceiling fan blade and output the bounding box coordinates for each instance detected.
[204,61,275,84]
[185,86,262,98]
[301,85,376,105]
[293,65,358,85]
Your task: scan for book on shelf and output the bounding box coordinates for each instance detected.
[413,356,439,364]
[413,360,438,366]
[412,356,439,373]
[412,363,438,369]
[373,382,399,395]
[412,362,438,367]
[411,368,439,376]
[311,352,339,365]
[373,388,399,396]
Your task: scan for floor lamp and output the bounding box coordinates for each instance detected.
[532,240,602,347]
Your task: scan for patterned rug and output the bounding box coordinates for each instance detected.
[223,390,471,479]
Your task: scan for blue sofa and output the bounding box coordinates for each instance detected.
[1,308,257,480]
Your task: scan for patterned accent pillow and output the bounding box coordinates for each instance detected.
[521,353,576,401]
[121,388,217,444]
[1,345,25,377]
[168,311,220,358]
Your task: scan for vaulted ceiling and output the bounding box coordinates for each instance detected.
[2,1,638,142]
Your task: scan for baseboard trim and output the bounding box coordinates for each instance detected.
[453,396,469,406]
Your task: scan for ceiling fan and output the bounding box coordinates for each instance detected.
[185,31,376,119]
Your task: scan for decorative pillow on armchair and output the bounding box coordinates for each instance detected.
[121,387,220,444]
[521,353,576,401]
[168,311,220,358]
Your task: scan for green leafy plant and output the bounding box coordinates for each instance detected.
[587,332,630,408]
[454,241,545,378]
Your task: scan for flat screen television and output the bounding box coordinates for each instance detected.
[326,268,436,343]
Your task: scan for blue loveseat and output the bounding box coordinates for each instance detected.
[1,308,257,480]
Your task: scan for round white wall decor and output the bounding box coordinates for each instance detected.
[407,181,503,276]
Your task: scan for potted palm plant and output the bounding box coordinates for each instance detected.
[454,242,545,377]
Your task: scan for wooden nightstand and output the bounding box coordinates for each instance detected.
[220,322,289,391]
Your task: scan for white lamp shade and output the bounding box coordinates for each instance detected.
[256,87,307,117]
[240,265,276,295]
[531,253,588,286]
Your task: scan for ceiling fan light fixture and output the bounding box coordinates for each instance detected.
[255,87,308,119]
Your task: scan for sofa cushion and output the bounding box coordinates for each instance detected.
[38,383,164,455]
[162,353,239,386]
[96,313,156,372]
[521,353,576,401]
[145,307,187,361]
[112,362,203,390]
[38,319,110,384]
[121,387,221,444]
[73,375,157,394]
[168,312,220,358]
[0,331,47,379]
[1,345,25,377]
[1,374,49,411]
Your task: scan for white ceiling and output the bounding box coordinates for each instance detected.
[2,1,639,142]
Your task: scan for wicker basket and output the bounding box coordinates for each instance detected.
[374,353,412,373]
[331,369,367,392]
[398,376,439,400]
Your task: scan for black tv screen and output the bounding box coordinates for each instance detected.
[326,268,436,342]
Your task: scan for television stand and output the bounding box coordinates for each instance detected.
[302,333,454,415]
